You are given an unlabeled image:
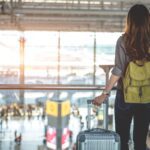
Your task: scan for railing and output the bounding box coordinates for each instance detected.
[0,84,104,90]
[0,65,114,90]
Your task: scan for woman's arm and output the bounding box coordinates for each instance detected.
[92,74,120,106]
[105,74,120,92]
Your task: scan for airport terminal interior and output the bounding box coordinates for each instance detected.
[0,0,150,150]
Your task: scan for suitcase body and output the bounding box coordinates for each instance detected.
[76,128,120,150]
[76,100,120,150]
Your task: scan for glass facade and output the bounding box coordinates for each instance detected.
[0,31,121,150]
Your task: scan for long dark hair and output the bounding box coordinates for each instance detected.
[124,4,150,60]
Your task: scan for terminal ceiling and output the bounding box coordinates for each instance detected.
[0,0,150,32]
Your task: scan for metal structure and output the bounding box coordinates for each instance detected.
[0,0,150,32]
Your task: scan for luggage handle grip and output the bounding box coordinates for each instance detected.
[87,99,107,105]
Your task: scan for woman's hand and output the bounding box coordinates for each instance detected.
[92,94,108,106]
[92,74,120,106]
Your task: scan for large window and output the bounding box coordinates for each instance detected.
[0,31,121,149]
[0,31,121,86]
[22,32,120,85]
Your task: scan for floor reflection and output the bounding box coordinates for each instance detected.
[0,115,149,150]
[0,117,47,150]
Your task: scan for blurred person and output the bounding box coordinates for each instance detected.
[14,130,22,145]
[69,108,82,150]
[93,4,150,150]
[86,109,98,129]
[91,110,98,129]
[0,118,2,130]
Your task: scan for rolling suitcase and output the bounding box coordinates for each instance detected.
[76,100,120,150]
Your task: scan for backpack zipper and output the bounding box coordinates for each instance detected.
[139,86,142,97]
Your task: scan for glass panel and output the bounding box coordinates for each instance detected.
[95,32,121,85]
[24,31,58,84]
[0,31,20,84]
[60,32,94,85]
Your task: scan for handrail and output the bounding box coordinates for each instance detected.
[0,84,105,90]
[0,84,117,90]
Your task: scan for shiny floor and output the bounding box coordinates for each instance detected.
[0,117,149,150]
[0,117,46,150]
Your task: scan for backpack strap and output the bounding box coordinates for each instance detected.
[134,60,145,66]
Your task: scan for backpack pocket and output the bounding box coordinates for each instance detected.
[125,85,150,103]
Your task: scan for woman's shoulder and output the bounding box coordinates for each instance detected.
[116,34,126,49]
[117,34,125,44]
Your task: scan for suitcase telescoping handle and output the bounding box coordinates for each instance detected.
[87,99,94,130]
[87,99,108,130]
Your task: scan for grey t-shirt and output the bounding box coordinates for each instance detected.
[111,35,129,90]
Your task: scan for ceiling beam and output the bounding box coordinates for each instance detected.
[0,0,149,32]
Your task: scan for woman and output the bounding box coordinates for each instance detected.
[92,4,150,150]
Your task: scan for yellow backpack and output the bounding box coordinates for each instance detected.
[123,60,150,103]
